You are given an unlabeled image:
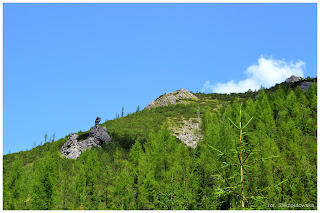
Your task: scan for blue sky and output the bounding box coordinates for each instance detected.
[3,3,317,154]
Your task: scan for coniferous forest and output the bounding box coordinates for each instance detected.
[3,79,317,210]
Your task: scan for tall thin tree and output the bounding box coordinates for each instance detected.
[121,106,125,118]
[209,102,285,208]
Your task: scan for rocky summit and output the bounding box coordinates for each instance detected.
[285,75,303,83]
[144,88,198,110]
[60,117,111,159]
[283,75,314,92]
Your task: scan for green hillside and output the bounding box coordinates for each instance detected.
[3,78,317,210]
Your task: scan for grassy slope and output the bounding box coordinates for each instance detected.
[3,77,317,166]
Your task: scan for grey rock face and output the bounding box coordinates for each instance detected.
[60,117,111,159]
[300,81,313,92]
[60,133,82,160]
[144,88,198,110]
[69,132,78,141]
[168,117,203,148]
[285,75,303,83]
[89,125,111,144]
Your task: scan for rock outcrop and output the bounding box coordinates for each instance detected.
[168,117,203,148]
[145,88,198,110]
[89,117,111,143]
[283,75,314,91]
[285,75,303,83]
[60,117,111,159]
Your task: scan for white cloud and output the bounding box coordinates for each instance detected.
[202,56,306,94]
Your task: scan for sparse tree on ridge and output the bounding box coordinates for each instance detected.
[44,133,48,143]
[122,106,125,117]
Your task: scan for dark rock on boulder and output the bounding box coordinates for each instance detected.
[95,117,101,126]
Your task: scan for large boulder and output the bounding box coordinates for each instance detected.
[89,125,111,145]
[89,116,111,145]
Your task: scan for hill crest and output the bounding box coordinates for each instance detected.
[144,88,198,110]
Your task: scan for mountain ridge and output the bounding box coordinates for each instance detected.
[3,76,317,210]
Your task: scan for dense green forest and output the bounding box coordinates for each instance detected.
[3,79,317,210]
